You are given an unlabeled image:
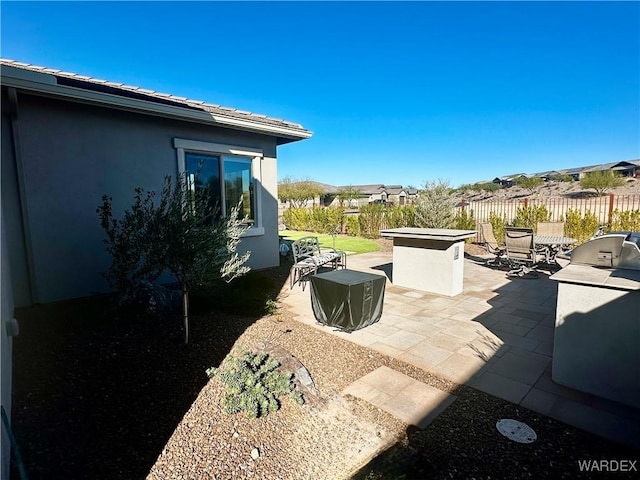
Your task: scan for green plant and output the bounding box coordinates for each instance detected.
[452,208,476,242]
[336,185,361,207]
[580,171,624,196]
[98,174,251,343]
[278,177,326,207]
[414,180,456,228]
[489,212,507,244]
[264,298,278,315]
[384,205,416,229]
[563,209,601,245]
[610,209,640,232]
[345,214,361,237]
[206,351,304,418]
[477,182,501,193]
[513,204,551,231]
[514,176,544,193]
[358,204,385,238]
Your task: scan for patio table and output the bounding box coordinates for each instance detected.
[534,235,577,263]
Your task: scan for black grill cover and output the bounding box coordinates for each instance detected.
[310,269,386,332]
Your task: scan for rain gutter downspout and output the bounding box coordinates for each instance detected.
[6,87,38,304]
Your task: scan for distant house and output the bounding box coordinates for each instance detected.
[1,59,311,470]
[494,160,640,185]
[325,184,417,207]
[492,173,527,188]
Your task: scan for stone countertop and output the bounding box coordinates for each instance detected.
[550,264,640,291]
[379,228,476,241]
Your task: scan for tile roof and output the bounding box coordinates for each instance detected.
[0,59,311,136]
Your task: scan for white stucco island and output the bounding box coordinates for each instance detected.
[380,227,477,296]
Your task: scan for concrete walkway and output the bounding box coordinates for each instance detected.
[279,250,640,449]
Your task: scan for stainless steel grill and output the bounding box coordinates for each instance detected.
[569,232,640,270]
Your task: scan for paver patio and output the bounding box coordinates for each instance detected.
[280,250,640,449]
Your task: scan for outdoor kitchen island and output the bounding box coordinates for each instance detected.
[380,227,476,296]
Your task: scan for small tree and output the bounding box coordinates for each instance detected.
[514,176,544,193]
[580,171,624,196]
[414,180,456,228]
[278,177,326,207]
[336,185,361,208]
[98,174,251,344]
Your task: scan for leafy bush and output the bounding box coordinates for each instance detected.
[345,214,361,237]
[452,208,476,243]
[358,204,385,238]
[513,205,551,231]
[610,209,640,232]
[282,207,344,234]
[489,212,508,244]
[385,205,416,229]
[563,209,601,245]
[414,180,456,228]
[206,351,304,418]
[283,207,309,231]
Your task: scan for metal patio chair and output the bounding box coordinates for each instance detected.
[504,227,544,277]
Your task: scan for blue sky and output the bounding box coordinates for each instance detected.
[2,1,638,188]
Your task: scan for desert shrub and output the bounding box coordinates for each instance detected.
[452,208,476,243]
[513,205,551,231]
[414,180,456,228]
[358,204,385,238]
[477,182,501,193]
[514,176,544,193]
[207,351,303,419]
[385,205,416,229]
[548,174,574,183]
[563,209,601,245]
[489,212,508,244]
[610,209,640,232]
[345,214,361,237]
[580,171,625,196]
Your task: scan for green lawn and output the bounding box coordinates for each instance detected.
[279,231,380,255]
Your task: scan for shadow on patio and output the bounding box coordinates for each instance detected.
[282,250,640,477]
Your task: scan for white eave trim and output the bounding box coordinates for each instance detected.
[1,74,313,141]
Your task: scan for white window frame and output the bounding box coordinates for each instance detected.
[174,138,264,237]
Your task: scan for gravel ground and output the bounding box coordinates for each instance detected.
[10,257,639,480]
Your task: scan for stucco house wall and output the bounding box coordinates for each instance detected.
[1,61,311,306]
[5,94,283,304]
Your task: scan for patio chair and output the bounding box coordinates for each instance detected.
[479,222,506,267]
[504,227,544,277]
[537,221,565,237]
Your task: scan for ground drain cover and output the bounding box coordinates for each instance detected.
[496,419,537,443]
